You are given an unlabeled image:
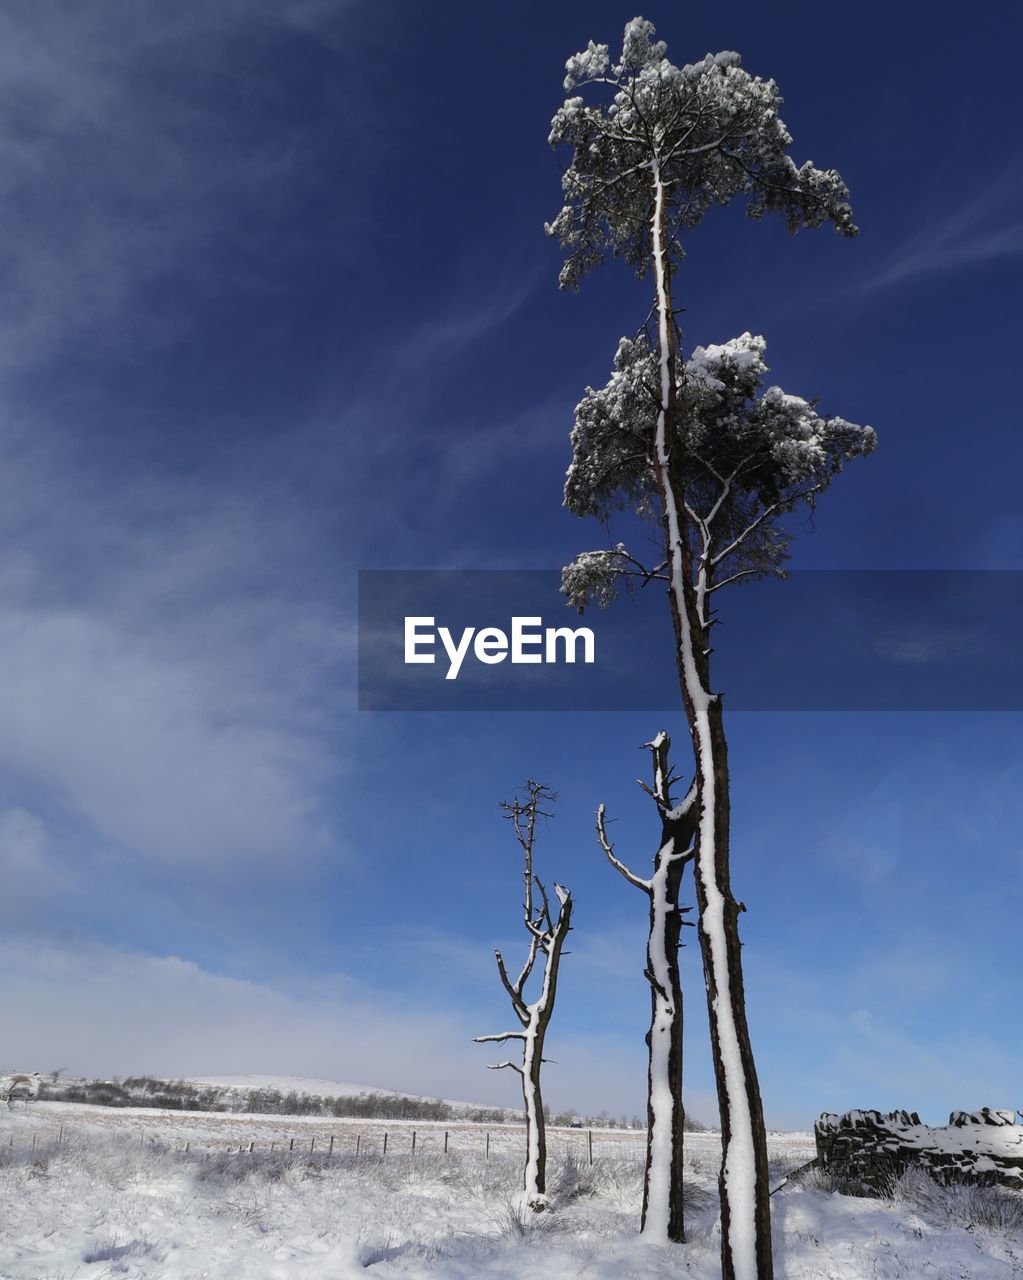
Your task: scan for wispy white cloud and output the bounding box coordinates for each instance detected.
[872,625,988,666]
[858,164,1023,293]
[0,808,86,932]
[0,395,351,882]
[747,945,1021,1128]
[0,25,543,885]
[0,606,334,870]
[0,1,365,374]
[0,935,667,1117]
[833,1008,1017,1116]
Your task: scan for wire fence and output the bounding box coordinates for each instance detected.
[1,1119,824,1199]
[2,1121,644,1165]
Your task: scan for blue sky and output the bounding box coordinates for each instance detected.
[0,0,1020,1128]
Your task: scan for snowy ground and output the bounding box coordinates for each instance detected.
[1,1101,1021,1278]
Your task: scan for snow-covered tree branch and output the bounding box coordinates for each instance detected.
[562,330,876,615]
[474,782,572,1213]
[547,20,855,294]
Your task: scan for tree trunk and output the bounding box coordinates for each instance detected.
[598,734,695,1244]
[689,686,772,1280]
[642,851,688,1235]
[522,1026,548,1200]
[649,168,773,1280]
[636,733,695,1242]
[521,886,572,1207]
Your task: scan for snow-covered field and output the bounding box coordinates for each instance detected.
[189,1075,412,1098]
[1,1100,1021,1278]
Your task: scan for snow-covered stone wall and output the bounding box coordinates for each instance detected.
[815,1108,1023,1190]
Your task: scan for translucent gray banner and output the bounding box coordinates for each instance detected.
[357,570,1023,711]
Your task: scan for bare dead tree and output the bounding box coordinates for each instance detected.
[596,731,697,1241]
[474,781,573,1211]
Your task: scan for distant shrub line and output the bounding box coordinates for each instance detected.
[38,1077,473,1121]
[35,1076,675,1129]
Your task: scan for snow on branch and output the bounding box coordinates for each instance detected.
[547,17,856,292]
[595,731,699,893]
[562,330,875,591]
[561,543,666,613]
[596,803,652,892]
[494,949,529,1023]
[476,782,573,1207]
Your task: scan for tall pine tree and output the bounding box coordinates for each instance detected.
[549,20,873,1276]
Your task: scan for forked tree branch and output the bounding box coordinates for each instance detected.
[494,949,529,1022]
[596,803,652,892]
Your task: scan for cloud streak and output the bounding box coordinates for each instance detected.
[858,164,1023,293]
[0,1,366,375]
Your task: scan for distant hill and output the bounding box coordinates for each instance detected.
[35,1073,516,1123]
[187,1074,476,1108]
[32,1073,655,1128]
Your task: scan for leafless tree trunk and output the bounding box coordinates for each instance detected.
[475,781,572,1211]
[649,170,773,1280]
[596,731,696,1242]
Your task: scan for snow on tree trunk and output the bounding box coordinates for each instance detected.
[641,735,697,1242]
[650,171,773,1280]
[475,783,572,1212]
[644,851,686,1240]
[519,885,571,1204]
[552,27,871,1272]
[598,731,697,1243]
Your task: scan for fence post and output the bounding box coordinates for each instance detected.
[31,1134,36,1153]
[444,1130,449,1155]
[185,1141,190,1153]
[249,1141,254,1153]
[355,1134,361,1158]
[310,1137,315,1154]
[58,1124,63,1145]
[270,1141,275,1152]
[329,1135,335,1155]
[289,1137,295,1153]
[412,1130,416,1157]
[485,1132,490,1161]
